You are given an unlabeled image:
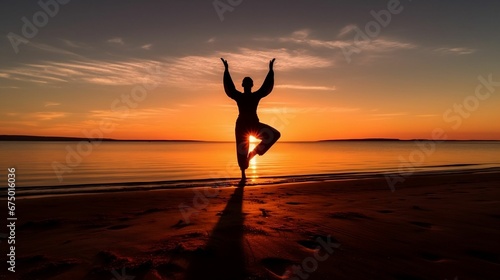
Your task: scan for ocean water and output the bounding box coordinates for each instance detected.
[1,141,499,196]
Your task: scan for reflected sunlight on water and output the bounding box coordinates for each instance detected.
[1,141,499,188]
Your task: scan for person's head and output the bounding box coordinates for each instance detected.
[242,77,253,90]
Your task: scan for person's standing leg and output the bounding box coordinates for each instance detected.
[235,123,250,179]
[248,122,281,161]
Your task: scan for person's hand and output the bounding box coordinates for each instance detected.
[221,58,228,70]
[269,58,276,70]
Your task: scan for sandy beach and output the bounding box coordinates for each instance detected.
[8,170,500,280]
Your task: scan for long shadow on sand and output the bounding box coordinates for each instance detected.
[185,186,245,280]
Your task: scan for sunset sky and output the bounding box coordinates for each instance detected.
[1,0,499,141]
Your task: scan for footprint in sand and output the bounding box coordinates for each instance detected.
[297,235,341,251]
[171,220,190,229]
[259,208,271,217]
[285,201,305,205]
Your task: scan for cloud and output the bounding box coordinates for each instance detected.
[61,39,91,49]
[258,28,476,65]
[88,107,178,120]
[273,28,417,53]
[368,112,408,120]
[371,112,407,117]
[25,41,84,58]
[416,114,438,118]
[434,47,476,55]
[44,102,61,107]
[0,67,68,83]
[275,84,336,91]
[0,47,329,88]
[4,112,20,117]
[107,37,124,45]
[259,106,359,114]
[0,59,164,86]
[164,47,333,87]
[207,37,216,43]
[338,24,357,38]
[32,112,67,121]
[141,44,152,50]
[217,47,333,71]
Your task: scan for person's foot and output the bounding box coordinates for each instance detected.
[241,169,246,180]
[238,178,246,187]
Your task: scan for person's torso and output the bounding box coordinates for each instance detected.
[235,93,261,122]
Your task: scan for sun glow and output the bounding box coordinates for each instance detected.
[248,135,258,167]
[249,136,259,143]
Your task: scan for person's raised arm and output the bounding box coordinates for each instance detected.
[221,58,239,100]
[256,58,275,98]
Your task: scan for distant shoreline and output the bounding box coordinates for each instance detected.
[1,135,499,142]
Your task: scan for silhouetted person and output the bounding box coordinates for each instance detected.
[221,58,281,180]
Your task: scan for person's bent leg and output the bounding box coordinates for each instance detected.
[252,123,281,157]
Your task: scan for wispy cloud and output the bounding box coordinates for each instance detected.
[270,29,417,53]
[61,39,91,50]
[416,114,438,118]
[88,107,178,120]
[32,112,68,121]
[371,112,407,117]
[434,47,476,55]
[4,112,20,117]
[26,41,84,58]
[44,102,61,107]
[141,44,152,50]
[0,59,163,86]
[0,47,329,88]
[218,47,333,71]
[276,84,336,91]
[107,37,124,45]
[337,25,357,38]
[367,112,408,121]
[164,47,332,87]
[259,106,359,114]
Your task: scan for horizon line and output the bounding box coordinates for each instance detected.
[1,135,500,142]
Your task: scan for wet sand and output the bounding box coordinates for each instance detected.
[9,171,500,279]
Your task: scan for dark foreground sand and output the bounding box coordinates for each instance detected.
[6,171,500,279]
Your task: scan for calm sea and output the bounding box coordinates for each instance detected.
[1,141,499,196]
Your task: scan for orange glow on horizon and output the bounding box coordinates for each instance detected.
[1,85,499,141]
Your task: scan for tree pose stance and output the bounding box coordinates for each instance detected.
[221,58,281,180]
